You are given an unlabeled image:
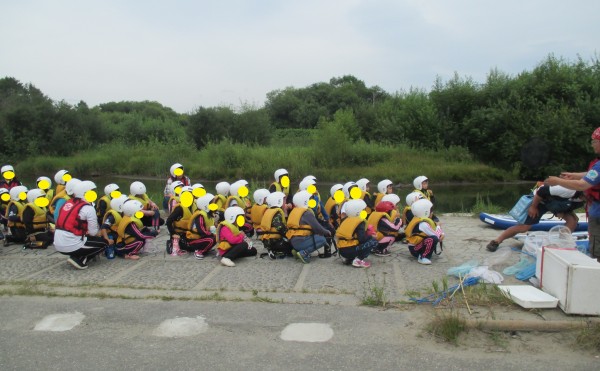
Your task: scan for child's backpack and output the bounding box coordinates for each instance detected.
[261,238,293,260]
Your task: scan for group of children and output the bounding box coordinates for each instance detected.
[161,165,445,268]
[0,163,445,270]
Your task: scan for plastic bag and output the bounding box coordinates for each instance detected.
[543,225,576,248]
[508,195,533,224]
[466,266,504,284]
[523,231,548,256]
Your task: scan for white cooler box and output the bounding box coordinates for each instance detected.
[538,247,600,315]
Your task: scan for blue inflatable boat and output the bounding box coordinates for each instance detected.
[479,212,588,232]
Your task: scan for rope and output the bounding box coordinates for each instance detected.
[409,276,479,306]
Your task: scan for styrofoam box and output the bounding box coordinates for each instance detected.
[498,285,559,309]
[539,248,600,315]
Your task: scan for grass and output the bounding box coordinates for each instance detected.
[576,322,600,352]
[16,139,513,184]
[427,310,467,344]
[361,272,388,307]
[471,193,505,214]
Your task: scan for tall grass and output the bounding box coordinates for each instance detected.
[16,138,512,183]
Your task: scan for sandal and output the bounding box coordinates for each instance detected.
[486,240,499,252]
[125,254,140,260]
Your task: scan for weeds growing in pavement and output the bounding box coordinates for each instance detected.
[427,310,467,345]
[576,322,600,352]
[361,272,388,307]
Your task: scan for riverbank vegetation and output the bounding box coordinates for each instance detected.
[2,54,599,181]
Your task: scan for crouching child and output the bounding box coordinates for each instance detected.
[335,199,378,268]
[404,199,444,265]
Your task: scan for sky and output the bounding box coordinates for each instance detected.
[1,0,599,113]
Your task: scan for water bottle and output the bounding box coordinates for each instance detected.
[171,235,180,256]
[105,244,116,259]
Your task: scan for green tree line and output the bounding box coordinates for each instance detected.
[1,54,599,179]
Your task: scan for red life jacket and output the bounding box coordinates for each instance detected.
[585,158,600,205]
[56,199,89,236]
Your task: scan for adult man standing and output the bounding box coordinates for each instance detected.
[545,126,600,262]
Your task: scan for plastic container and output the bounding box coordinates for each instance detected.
[498,285,559,309]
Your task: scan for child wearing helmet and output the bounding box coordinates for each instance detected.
[0,188,10,239]
[356,178,375,215]
[324,184,344,230]
[36,176,54,204]
[259,192,292,259]
[22,189,54,249]
[216,206,258,267]
[52,178,81,222]
[0,165,23,191]
[412,176,438,222]
[335,199,377,268]
[224,180,254,238]
[286,191,332,263]
[4,185,29,246]
[163,163,191,211]
[166,180,185,214]
[250,189,270,234]
[404,199,445,265]
[373,179,394,207]
[185,193,218,260]
[300,177,335,257]
[165,186,195,256]
[270,169,290,198]
[96,183,121,225]
[54,181,108,269]
[116,199,157,260]
[129,181,164,233]
[100,195,128,247]
[367,201,403,256]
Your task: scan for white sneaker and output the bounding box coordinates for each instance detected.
[220,257,235,267]
[418,256,432,265]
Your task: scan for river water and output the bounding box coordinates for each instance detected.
[19,175,534,213]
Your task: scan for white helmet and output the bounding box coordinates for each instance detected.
[293,190,312,208]
[54,169,71,185]
[110,195,129,213]
[413,176,428,190]
[170,180,184,195]
[405,192,425,207]
[104,183,120,196]
[26,188,46,204]
[195,193,216,213]
[10,186,28,202]
[299,177,316,193]
[253,188,270,205]
[412,199,433,219]
[179,186,193,197]
[65,178,82,196]
[130,181,146,196]
[343,181,359,199]
[230,181,249,198]
[1,165,14,174]
[36,176,52,190]
[170,163,184,177]
[330,184,343,198]
[382,193,401,206]
[191,183,206,197]
[215,181,230,196]
[266,191,285,208]
[377,179,393,194]
[356,178,370,192]
[122,199,143,217]
[274,168,288,181]
[73,181,97,200]
[0,188,9,202]
[345,199,367,218]
[224,206,245,224]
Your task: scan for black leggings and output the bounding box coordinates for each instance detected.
[60,236,107,260]
[222,242,257,261]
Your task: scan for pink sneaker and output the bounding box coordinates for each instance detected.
[352,258,371,268]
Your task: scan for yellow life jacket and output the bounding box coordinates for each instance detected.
[405,217,436,245]
[129,194,150,210]
[324,197,337,218]
[24,203,48,232]
[214,194,227,211]
[186,210,214,240]
[49,189,67,214]
[250,204,268,229]
[7,200,26,228]
[367,211,398,241]
[172,205,193,235]
[414,189,433,201]
[96,195,111,219]
[103,209,122,234]
[285,207,313,239]
[55,184,66,196]
[117,215,144,245]
[373,193,384,208]
[216,221,242,251]
[260,208,286,240]
[225,195,252,212]
[402,206,412,226]
[361,190,372,215]
[271,182,289,197]
[336,217,365,248]
[45,189,55,204]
